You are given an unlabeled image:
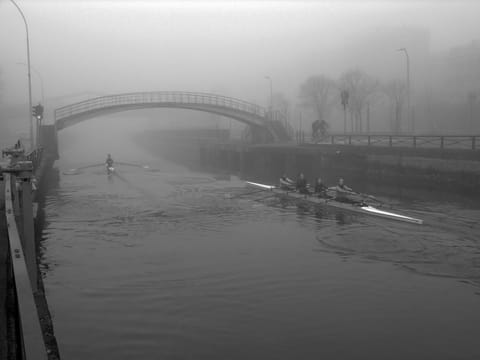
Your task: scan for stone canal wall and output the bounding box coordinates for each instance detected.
[0,130,60,359]
[202,143,480,196]
[135,129,480,197]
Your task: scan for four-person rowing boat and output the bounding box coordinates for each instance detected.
[245,181,423,225]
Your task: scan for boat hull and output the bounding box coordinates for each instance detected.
[246,181,423,225]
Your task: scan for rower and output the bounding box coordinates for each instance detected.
[336,178,352,192]
[335,178,359,204]
[280,174,295,190]
[314,177,328,198]
[296,173,309,194]
[105,154,114,168]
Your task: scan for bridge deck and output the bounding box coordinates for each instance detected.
[54,91,293,142]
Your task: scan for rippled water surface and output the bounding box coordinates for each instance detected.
[42,127,480,360]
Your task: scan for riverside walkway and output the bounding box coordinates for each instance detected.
[0,141,57,359]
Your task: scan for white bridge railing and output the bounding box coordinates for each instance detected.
[55,91,267,121]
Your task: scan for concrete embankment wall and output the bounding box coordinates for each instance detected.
[202,143,480,197]
[0,180,10,359]
[134,129,480,198]
[0,127,60,359]
[33,155,61,358]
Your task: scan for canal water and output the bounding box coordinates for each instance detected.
[41,119,480,360]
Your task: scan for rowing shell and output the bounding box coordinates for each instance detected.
[245,181,423,225]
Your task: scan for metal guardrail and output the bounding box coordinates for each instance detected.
[55,91,267,121]
[303,134,480,150]
[4,173,48,360]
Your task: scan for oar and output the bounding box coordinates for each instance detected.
[252,193,278,202]
[229,188,268,199]
[112,170,161,204]
[357,192,388,205]
[75,163,106,170]
[326,186,383,206]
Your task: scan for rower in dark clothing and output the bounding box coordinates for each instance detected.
[106,154,114,168]
[296,173,309,194]
[314,177,328,198]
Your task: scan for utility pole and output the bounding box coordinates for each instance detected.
[397,48,411,133]
[341,90,349,135]
[11,0,34,149]
[17,62,44,105]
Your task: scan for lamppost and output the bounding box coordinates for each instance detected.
[10,0,34,149]
[17,62,44,104]
[264,76,273,117]
[397,47,411,133]
[341,89,349,135]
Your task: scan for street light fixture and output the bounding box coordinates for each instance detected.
[10,0,34,149]
[264,76,273,116]
[397,47,412,133]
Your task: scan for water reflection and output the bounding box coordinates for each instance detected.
[41,156,480,360]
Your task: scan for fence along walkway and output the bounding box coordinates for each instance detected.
[311,134,480,150]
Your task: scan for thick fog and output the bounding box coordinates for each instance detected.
[1,0,480,140]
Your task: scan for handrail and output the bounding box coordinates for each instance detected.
[305,134,480,150]
[4,173,48,360]
[55,91,267,121]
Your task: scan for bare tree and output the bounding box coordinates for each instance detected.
[299,75,337,124]
[339,69,379,133]
[383,80,406,133]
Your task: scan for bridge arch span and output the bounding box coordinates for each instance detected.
[54,92,291,142]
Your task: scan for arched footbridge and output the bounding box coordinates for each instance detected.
[54,91,292,142]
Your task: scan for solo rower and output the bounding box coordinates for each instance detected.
[106,154,114,168]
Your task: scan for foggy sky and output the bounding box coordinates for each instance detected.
[1,1,480,108]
